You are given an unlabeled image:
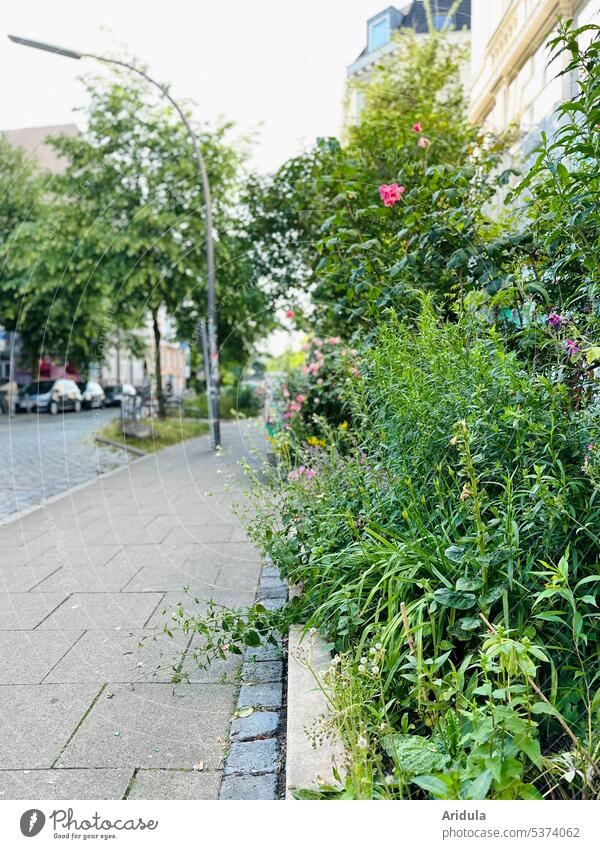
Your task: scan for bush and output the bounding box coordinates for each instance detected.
[233,307,599,798]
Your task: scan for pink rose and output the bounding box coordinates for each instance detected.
[379,183,405,207]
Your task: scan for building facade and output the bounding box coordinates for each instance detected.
[347,1,472,121]
[470,0,599,148]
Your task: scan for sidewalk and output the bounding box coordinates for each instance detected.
[0,419,265,800]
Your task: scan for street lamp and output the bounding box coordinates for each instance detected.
[8,34,222,450]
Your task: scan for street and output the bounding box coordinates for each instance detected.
[0,408,127,521]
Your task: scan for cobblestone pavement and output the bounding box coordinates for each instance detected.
[0,419,266,800]
[0,409,126,521]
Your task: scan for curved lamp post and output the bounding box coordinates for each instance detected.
[8,34,221,450]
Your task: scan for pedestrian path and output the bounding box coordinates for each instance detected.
[0,419,265,800]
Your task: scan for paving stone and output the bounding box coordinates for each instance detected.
[34,559,140,593]
[58,683,236,769]
[123,562,220,592]
[0,683,102,768]
[244,636,283,663]
[0,768,132,800]
[260,576,286,590]
[224,738,278,775]
[259,596,287,611]
[242,661,283,683]
[261,564,280,579]
[0,592,67,630]
[0,630,83,684]
[237,682,283,710]
[145,589,256,629]
[211,561,261,592]
[127,769,221,800]
[230,711,279,742]
[258,584,288,599]
[44,629,190,684]
[219,772,277,800]
[164,524,237,545]
[37,592,163,630]
[0,564,59,592]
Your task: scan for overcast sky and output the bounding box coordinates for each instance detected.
[2,0,390,173]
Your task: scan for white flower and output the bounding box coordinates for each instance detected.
[360,657,368,664]
[369,647,377,655]
[357,736,368,750]
[358,664,366,673]
[375,642,383,651]
[309,627,317,637]
[371,664,379,674]
[379,722,386,730]
[385,774,394,785]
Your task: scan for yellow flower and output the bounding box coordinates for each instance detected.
[339,421,349,431]
[307,435,326,448]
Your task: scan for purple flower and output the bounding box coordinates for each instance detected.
[565,339,579,356]
[548,312,564,327]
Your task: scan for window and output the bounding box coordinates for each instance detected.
[432,13,455,31]
[368,15,390,52]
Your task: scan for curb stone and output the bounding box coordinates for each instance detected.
[219,557,287,800]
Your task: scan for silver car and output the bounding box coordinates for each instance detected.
[18,379,83,415]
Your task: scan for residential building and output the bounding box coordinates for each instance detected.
[347,1,472,121]
[470,0,599,149]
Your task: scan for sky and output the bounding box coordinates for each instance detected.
[1,0,391,173]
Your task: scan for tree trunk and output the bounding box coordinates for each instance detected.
[152,310,166,419]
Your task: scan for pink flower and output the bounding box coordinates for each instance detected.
[412,122,422,133]
[379,183,405,207]
[548,312,564,327]
[327,336,341,345]
[314,338,323,347]
[565,339,579,356]
[282,389,290,398]
[286,309,295,318]
[296,394,305,403]
[305,469,316,480]
[588,444,594,451]
[417,136,431,149]
[301,365,309,375]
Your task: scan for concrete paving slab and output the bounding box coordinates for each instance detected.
[34,560,140,593]
[122,562,220,592]
[127,769,221,800]
[37,593,163,631]
[0,564,59,591]
[0,683,102,768]
[0,631,83,684]
[45,629,190,684]
[57,683,236,770]
[0,768,132,800]
[0,592,67,630]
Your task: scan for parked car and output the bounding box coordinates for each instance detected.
[18,379,82,415]
[77,380,105,409]
[103,383,137,407]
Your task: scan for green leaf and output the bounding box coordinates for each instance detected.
[456,576,483,592]
[464,770,492,800]
[412,774,450,797]
[433,589,477,609]
[444,545,466,564]
[531,701,560,717]
[381,734,450,775]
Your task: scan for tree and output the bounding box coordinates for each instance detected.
[6,69,274,411]
[244,32,508,338]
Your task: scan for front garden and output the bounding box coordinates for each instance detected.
[171,22,600,800]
